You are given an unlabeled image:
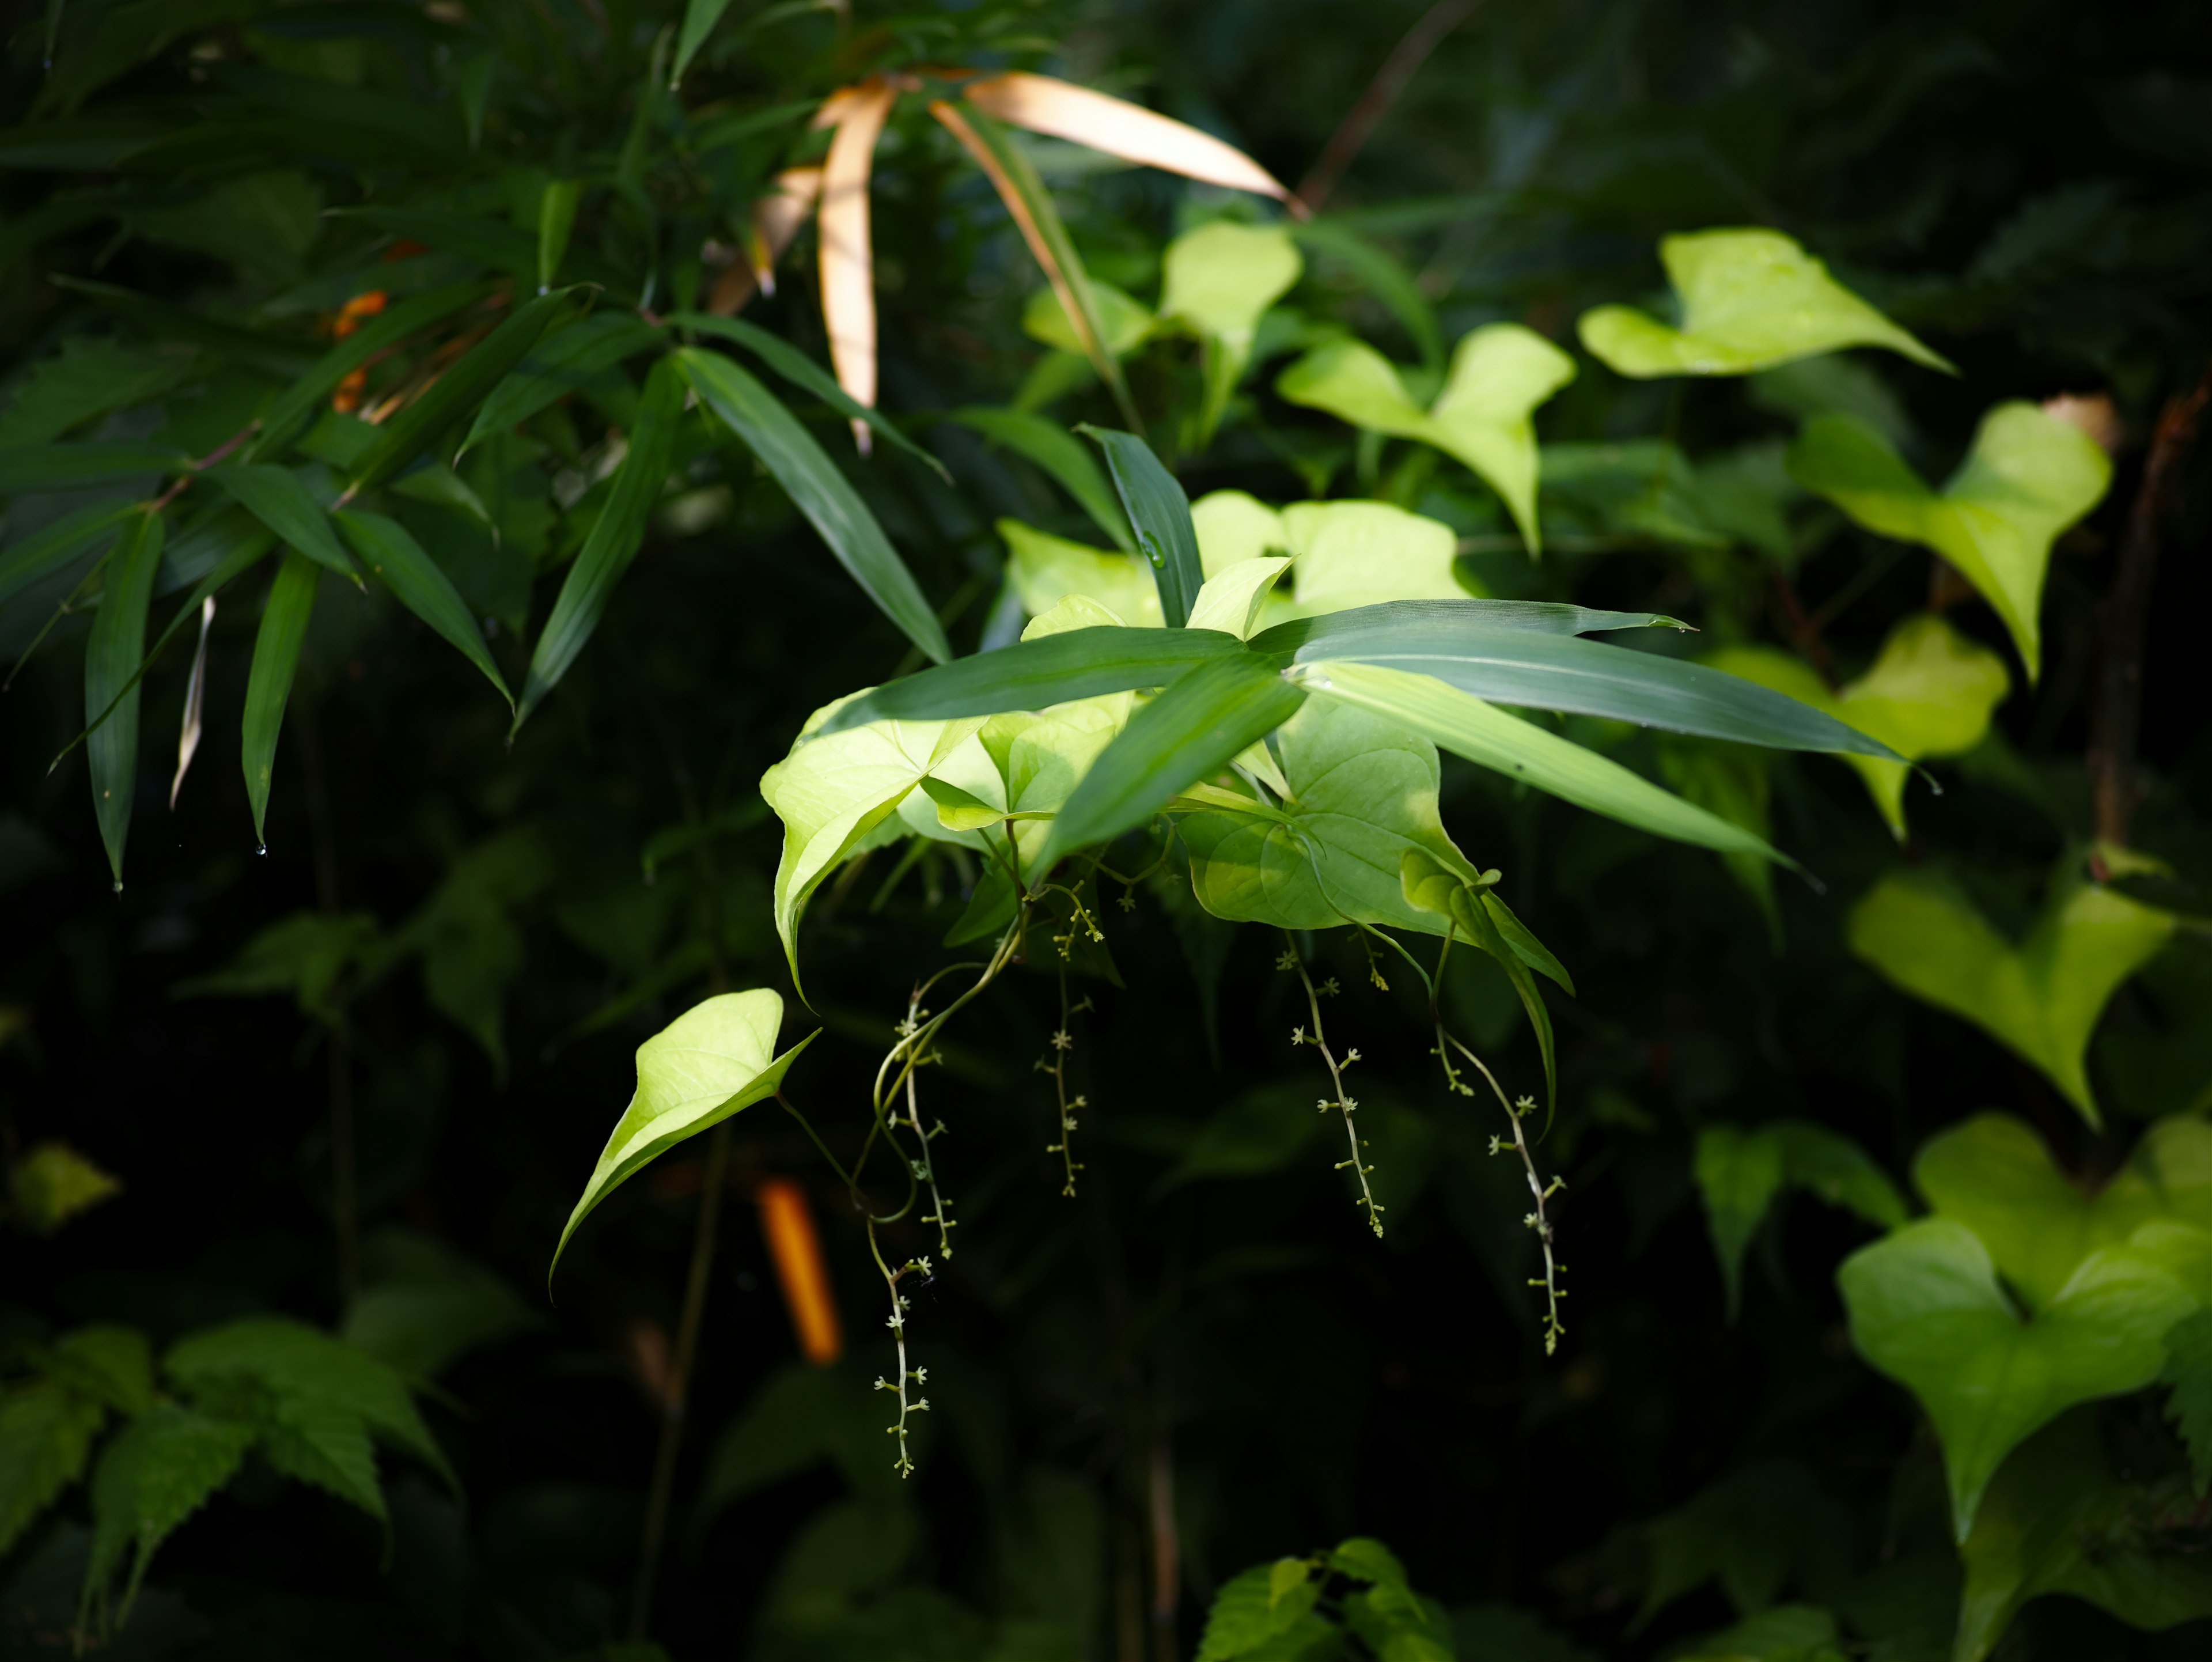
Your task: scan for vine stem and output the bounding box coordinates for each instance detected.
[1044,966,1089,1197]
[1280,936,1381,1236]
[1444,1032,1566,1353]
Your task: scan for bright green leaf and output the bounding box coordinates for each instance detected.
[1080,425,1206,628]
[553,991,816,1273]
[1577,228,1952,378]
[1002,518,1161,626]
[1020,278,1155,358]
[1160,221,1302,441]
[1187,556,1292,638]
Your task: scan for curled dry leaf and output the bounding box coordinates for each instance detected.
[709,166,823,315]
[961,72,1299,210]
[169,597,214,811]
[817,80,896,449]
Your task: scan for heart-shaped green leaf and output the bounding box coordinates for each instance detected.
[1957,1411,2212,1662]
[1785,404,2111,680]
[1695,1120,1907,1319]
[1711,612,2010,838]
[1912,1112,2212,1311]
[1276,325,1575,550]
[1848,869,2173,1125]
[552,991,815,1275]
[1838,1217,2199,1539]
[1158,221,1302,442]
[1577,228,1951,378]
[1003,518,1164,626]
[1185,556,1293,639]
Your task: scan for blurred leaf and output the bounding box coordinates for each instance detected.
[1160,221,1302,442]
[515,355,684,728]
[340,1228,545,1381]
[1578,229,1951,377]
[172,910,378,1021]
[334,509,511,708]
[677,346,952,666]
[1296,661,1789,862]
[1020,279,1157,358]
[691,1359,901,1532]
[951,407,1132,550]
[8,1140,120,1235]
[552,991,816,1274]
[1838,1217,2198,1540]
[1194,1558,1327,1662]
[1786,405,2111,680]
[253,280,499,457]
[1695,1122,1905,1319]
[84,509,163,888]
[961,71,1295,203]
[672,0,737,84]
[1002,518,1161,625]
[2165,1308,2212,1497]
[1636,1460,1854,1628]
[0,441,188,493]
[1912,1114,2212,1311]
[0,499,137,613]
[1292,220,1444,369]
[460,312,662,455]
[240,551,318,849]
[536,179,582,293]
[1848,869,2173,1125]
[0,1383,105,1561]
[1080,426,1205,627]
[80,1404,254,1634]
[0,336,198,447]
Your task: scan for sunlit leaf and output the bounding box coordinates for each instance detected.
[1002,518,1160,626]
[815,77,896,435]
[1786,404,2111,679]
[677,346,951,665]
[1577,229,1952,377]
[84,509,163,889]
[1273,499,1467,616]
[553,991,817,1274]
[961,71,1295,203]
[1186,556,1292,639]
[1839,1217,2199,1540]
[1020,281,1156,358]
[333,509,512,708]
[1159,221,1303,441]
[1848,869,2173,1125]
[241,551,319,849]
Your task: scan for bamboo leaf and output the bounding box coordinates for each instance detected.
[170,597,213,809]
[0,442,189,493]
[251,281,501,459]
[536,179,582,293]
[1250,597,1688,652]
[1036,653,1307,869]
[84,510,165,889]
[949,407,1132,551]
[514,357,685,729]
[676,346,952,665]
[209,465,357,585]
[673,312,948,480]
[241,551,320,848]
[1078,426,1206,627]
[460,313,662,456]
[671,0,737,84]
[815,626,1245,734]
[931,100,1140,430]
[345,290,574,495]
[960,73,1296,205]
[334,509,512,709]
[1300,660,1791,862]
[0,499,137,612]
[815,78,896,436]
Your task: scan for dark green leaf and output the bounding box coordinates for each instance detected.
[1250,598,1689,653]
[334,510,509,708]
[672,312,949,481]
[514,357,685,728]
[209,465,355,584]
[676,346,952,666]
[1080,426,1205,628]
[2164,1308,2212,1497]
[0,499,137,612]
[948,407,1132,551]
[84,510,164,889]
[241,552,319,847]
[1037,653,1308,869]
[50,276,317,380]
[252,280,500,458]
[815,626,1247,734]
[346,289,574,494]
[81,1404,255,1635]
[672,0,737,82]
[460,312,662,455]
[0,441,188,493]
[536,179,582,292]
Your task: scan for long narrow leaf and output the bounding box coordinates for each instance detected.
[930,100,1140,430]
[677,346,952,665]
[1301,628,1902,756]
[251,280,500,457]
[514,358,685,728]
[1251,598,1686,653]
[537,180,583,292]
[346,290,573,495]
[673,312,948,480]
[171,597,214,809]
[84,510,165,889]
[816,78,896,434]
[461,313,664,455]
[50,276,319,381]
[1291,222,1444,370]
[1080,426,1205,627]
[960,73,1296,204]
[333,509,511,708]
[0,442,189,493]
[1302,660,1791,863]
[815,626,1246,734]
[1038,653,1307,868]
[0,500,137,612]
[210,465,357,584]
[241,552,320,847]
[671,0,737,84]
[948,408,1132,551]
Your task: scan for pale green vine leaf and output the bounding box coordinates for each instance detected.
[1711,612,2010,837]
[553,991,816,1275]
[1298,661,1787,862]
[1912,1112,2212,1311]
[1191,489,1288,577]
[1956,1411,2212,1662]
[761,707,987,988]
[1159,221,1302,442]
[1180,695,1487,937]
[1276,325,1575,550]
[1022,279,1155,357]
[1838,1217,2199,1540]
[1002,517,1162,626]
[1848,869,2174,1126]
[1187,556,1293,638]
[1786,404,2112,680]
[1695,1122,1907,1320]
[1576,228,1952,378]
[1276,500,1468,617]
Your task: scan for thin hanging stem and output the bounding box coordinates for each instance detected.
[1443,1029,1566,1354]
[1279,934,1381,1236]
[1043,966,1091,1197]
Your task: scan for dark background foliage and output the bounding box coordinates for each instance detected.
[2,1,2209,1659]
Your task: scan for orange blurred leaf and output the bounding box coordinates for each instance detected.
[709,165,823,316]
[961,71,1300,211]
[757,1176,841,1364]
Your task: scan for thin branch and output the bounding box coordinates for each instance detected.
[1296,1,1480,213]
